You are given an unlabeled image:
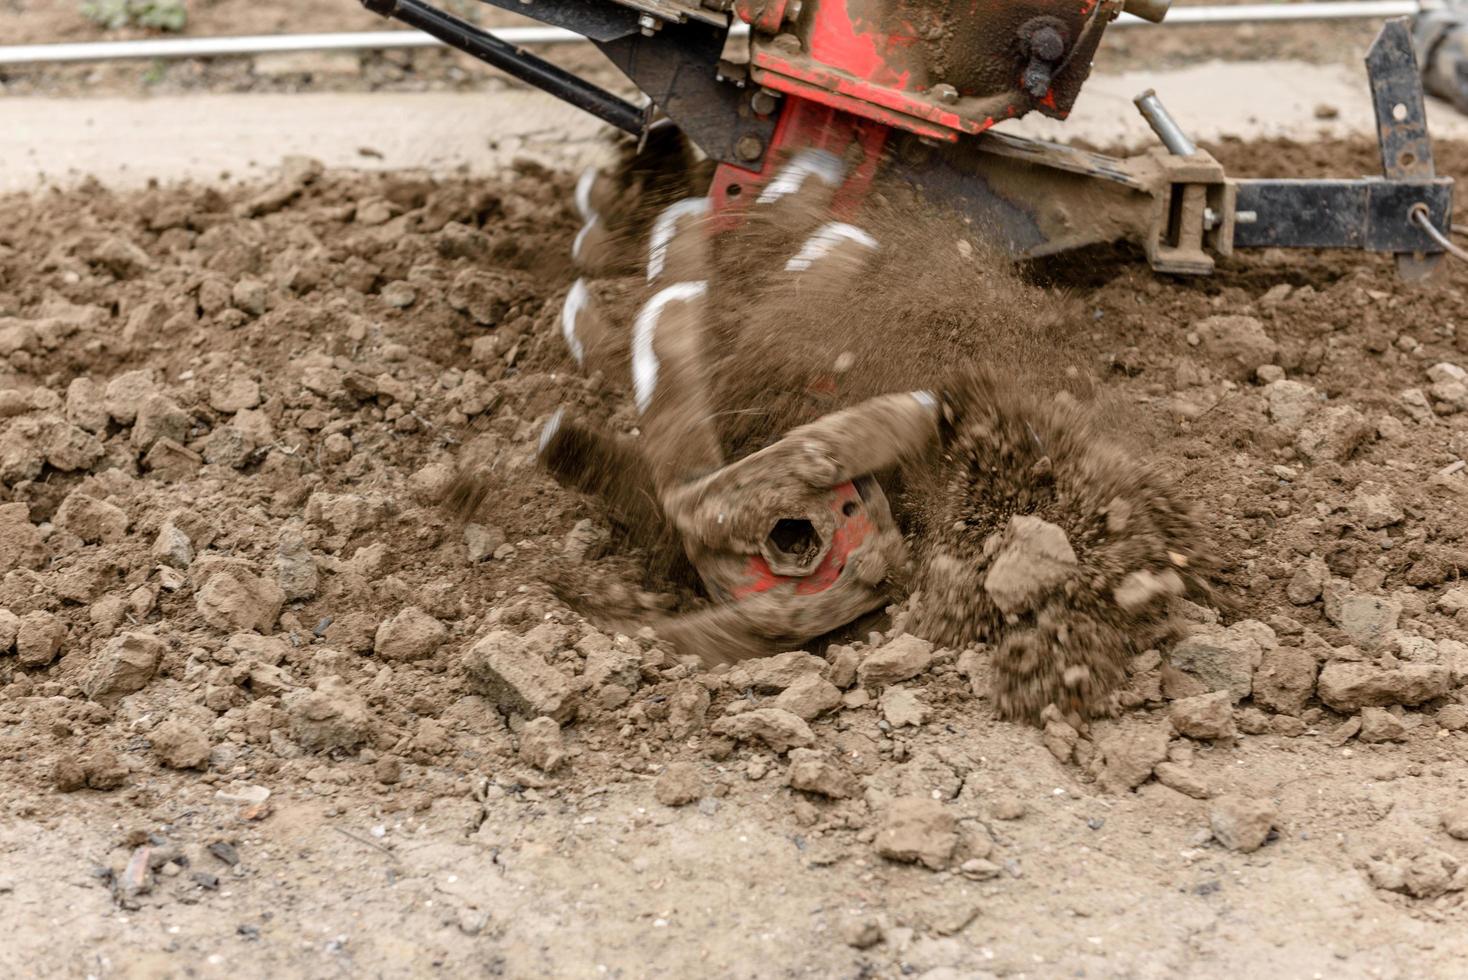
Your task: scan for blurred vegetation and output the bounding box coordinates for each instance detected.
[80,0,189,32]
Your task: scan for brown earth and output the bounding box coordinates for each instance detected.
[1,133,1468,978]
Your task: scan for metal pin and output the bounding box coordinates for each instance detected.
[1133,89,1196,156]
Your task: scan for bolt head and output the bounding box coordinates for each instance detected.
[735,135,764,162]
[932,83,959,106]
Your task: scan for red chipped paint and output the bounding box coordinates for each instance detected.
[729,483,874,599]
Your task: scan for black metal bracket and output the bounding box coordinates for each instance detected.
[1368,16,1443,278]
[1233,177,1454,252]
[360,0,644,134]
[364,0,774,168]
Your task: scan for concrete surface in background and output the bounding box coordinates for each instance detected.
[4,60,1468,190]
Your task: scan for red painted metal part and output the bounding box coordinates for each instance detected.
[728,482,875,600]
[708,95,890,223]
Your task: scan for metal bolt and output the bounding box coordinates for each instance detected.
[785,0,804,23]
[735,135,764,162]
[1203,207,1219,230]
[638,13,660,36]
[772,32,801,54]
[1030,26,1065,62]
[751,88,780,115]
[1236,210,1258,225]
[932,83,959,106]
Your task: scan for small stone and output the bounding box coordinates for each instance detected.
[65,377,109,433]
[82,748,128,790]
[1113,568,1185,613]
[0,609,18,653]
[1168,622,1265,701]
[1347,485,1403,529]
[465,630,579,722]
[1321,583,1401,650]
[0,503,44,572]
[654,761,703,807]
[1265,379,1319,432]
[1154,762,1211,799]
[879,687,931,728]
[1443,804,1468,841]
[53,755,87,792]
[55,491,128,544]
[151,719,212,770]
[286,676,373,752]
[152,522,194,569]
[710,708,814,753]
[982,516,1076,613]
[382,282,417,308]
[1316,662,1452,711]
[130,394,191,451]
[464,523,507,562]
[858,634,934,688]
[874,797,958,870]
[1192,314,1278,380]
[1357,706,1408,743]
[196,569,285,634]
[1286,557,1329,605]
[1095,723,1170,793]
[728,650,827,693]
[373,607,448,662]
[1210,795,1278,852]
[231,279,268,316]
[825,645,860,689]
[208,377,261,414]
[1169,691,1237,741]
[517,716,567,772]
[104,369,158,424]
[84,632,165,702]
[1436,703,1468,731]
[989,794,1027,820]
[1251,646,1318,716]
[16,611,65,668]
[842,917,883,950]
[374,756,402,784]
[772,674,842,720]
[786,748,859,799]
[1295,405,1373,463]
[667,680,711,738]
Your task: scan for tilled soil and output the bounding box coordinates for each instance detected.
[1,138,1467,978]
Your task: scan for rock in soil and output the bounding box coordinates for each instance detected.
[16,611,66,668]
[857,635,934,688]
[1094,723,1171,793]
[1168,623,1265,702]
[1443,805,1468,841]
[786,748,859,799]
[771,674,842,720]
[286,676,374,753]
[710,708,814,753]
[1210,795,1279,852]
[1357,706,1408,743]
[150,719,212,770]
[517,717,567,772]
[874,797,958,870]
[374,607,449,662]
[1168,691,1237,741]
[83,632,165,703]
[654,761,703,807]
[727,650,827,693]
[465,630,579,722]
[1315,662,1453,711]
[1251,646,1319,716]
[879,687,931,728]
[1321,583,1401,650]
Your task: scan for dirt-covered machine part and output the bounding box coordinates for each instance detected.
[360,0,1456,276]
